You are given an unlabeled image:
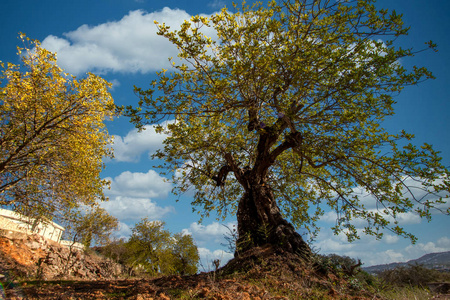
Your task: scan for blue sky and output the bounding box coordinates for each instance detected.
[1,0,449,268]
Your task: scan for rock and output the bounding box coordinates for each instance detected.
[0,233,124,281]
[28,241,42,250]
[158,293,170,300]
[135,294,154,300]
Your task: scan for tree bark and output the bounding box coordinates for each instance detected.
[235,178,311,259]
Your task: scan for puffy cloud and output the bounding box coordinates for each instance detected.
[105,169,172,198]
[437,236,450,248]
[314,220,450,267]
[320,211,338,223]
[109,79,121,91]
[112,125,168,163]
[182,221,237,247]
[384,234,400,244]
[391,211,422,225]
[378,249,406,265]
[40,8,217,75]
[361,239,450,266]
[101,170,173,221]
[404,241,450,259]
[315,238,354,253]
[113,222,133,240]
[197,247,234,270]
[101,196,174,222]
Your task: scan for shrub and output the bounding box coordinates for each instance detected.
[377,264,442,288]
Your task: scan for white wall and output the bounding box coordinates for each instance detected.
[0,208,65,243]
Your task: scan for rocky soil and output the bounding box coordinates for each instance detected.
[1,242,381,299]
[0,232,123,281]
[1,234,448,299]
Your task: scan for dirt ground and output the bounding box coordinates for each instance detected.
[2,245,448,299]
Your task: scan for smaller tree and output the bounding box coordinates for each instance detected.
[171,233,199,275]
[62,205,119,248]
[124,218,199,276]
[126,218,171,275]
[95,238,130,265]
[324,254,362,277]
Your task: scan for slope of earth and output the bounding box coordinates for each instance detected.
[3,245,384,300]
[0,231,123,281]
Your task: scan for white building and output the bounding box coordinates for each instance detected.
[0,208,64,243]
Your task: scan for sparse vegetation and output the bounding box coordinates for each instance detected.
[2,246,450,299]
[374,264,450,299]
[378,264,443,288]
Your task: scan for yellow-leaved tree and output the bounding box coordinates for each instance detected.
[0,34,115,224]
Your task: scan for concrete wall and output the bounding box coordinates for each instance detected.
[0,208,64,243]
[60,240,85,251]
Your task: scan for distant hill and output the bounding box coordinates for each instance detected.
[363,251,450,274]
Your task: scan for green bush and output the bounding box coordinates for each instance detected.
[377,264,442,288]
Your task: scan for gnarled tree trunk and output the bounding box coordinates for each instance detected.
[235,177,311,259]
[215,121,311,259]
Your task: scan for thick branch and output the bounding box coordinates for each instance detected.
[269,131,303,163]
[212,153,245,187]
[247,103,259,132]
[211,165,232,187]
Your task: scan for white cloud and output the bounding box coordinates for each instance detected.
[182,221,237,247]
[197,247,234,271]
[315,238,354,253]
[380,249,406,264]
[314,221,450,266]
[392,211,422,225]
[320,211,338,223]
[109,79,121,91]
[112,125,168,162]
[208,0,227,9]
[437,236,450,248]
[384,234,400,244]
[362,239,450,266]
[101,169,173,221]
[113,221,133,239]
[40,8,217,75]
[404,241,450,259]
[105,169,172,198]
[101,196,174,221]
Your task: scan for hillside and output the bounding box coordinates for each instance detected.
[0,231,123,281]
[363,251,450,274]
[2,232,449,299]
[3,245,382,299]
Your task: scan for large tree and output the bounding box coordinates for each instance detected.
[127,0,450,257]
[0,35,115,221]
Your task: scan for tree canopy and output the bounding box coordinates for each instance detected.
[62,204,119,248]
[127,0,449,252]
[0,35,115,222]
[124,218,199,276]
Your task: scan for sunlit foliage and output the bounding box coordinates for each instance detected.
[0,34,115,222]
[127,0,449,244]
